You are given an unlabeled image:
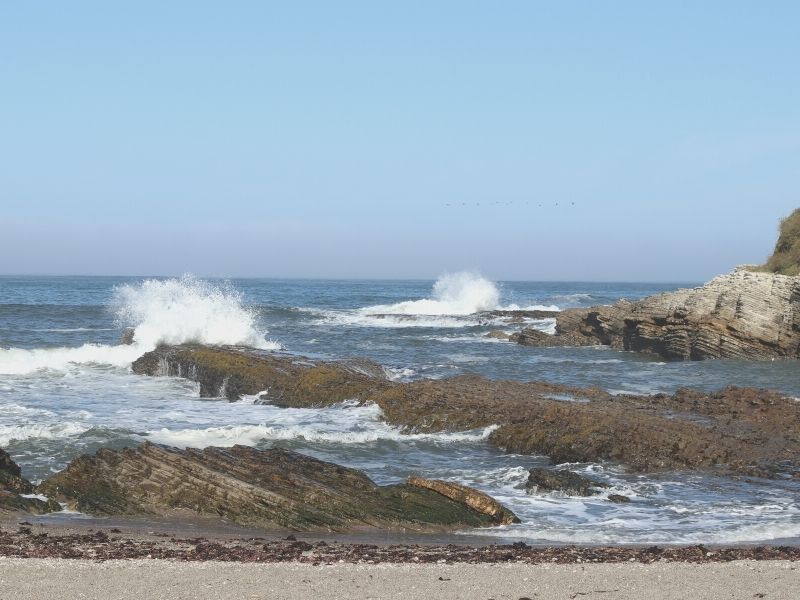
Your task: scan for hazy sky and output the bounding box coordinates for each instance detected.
[1,2,798,281]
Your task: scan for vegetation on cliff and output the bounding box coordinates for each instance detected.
[759,207,800,276]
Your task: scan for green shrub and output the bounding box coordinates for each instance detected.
[760,208,800,276]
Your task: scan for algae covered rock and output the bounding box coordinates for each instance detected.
[524,468,609,497]
[407,475,519,524]
[131,345,800,478]
[39,443,516,531]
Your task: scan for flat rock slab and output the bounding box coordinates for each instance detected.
[38,443,516,531]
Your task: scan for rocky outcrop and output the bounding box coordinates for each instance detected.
[132,345,800,478]
[0,448,60,514]
[39,443,516,531]
[514,269,800,360]
[524,468,609,497]
[407,476,519,524]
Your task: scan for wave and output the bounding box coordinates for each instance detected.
[0,275,279,375]
[0,421,91,446]
[112,275,277,350]
[145,423,498,447]
[361,272,501,316]
[144,402,498,447]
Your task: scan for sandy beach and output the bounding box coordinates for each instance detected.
[0,557,797,599]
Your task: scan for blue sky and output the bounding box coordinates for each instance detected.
[1,1,798,280]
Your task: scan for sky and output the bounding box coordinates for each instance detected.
[1,1,798,281]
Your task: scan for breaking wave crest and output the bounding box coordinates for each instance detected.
[112,275,276,349]
[0,275,279,375]
[362,272,501,316]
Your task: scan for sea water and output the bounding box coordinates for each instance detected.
[1,273,798,544]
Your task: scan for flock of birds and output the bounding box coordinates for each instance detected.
[443,201,577,207]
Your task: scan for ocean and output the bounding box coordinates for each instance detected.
[1,273,799,544]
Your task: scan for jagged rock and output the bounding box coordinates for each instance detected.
[485,330,511,340]
[119,328,136,345]
[0,448,33,494]
[132,345,386,402]
[131,345,800,478]
[608,494,630,503]
[38,443,515,531]
[0,448,60,514]
[407,476,519,524]
[515,269,800,361]
[524,468,609,496]
[510,328,597,347]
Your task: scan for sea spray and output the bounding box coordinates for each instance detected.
[361,272,501,316]
[112,275,276,349]
[0,275,278,375]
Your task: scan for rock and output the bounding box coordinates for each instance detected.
[0,448,60,514]
[132,345,386,402]
[516,269,799,360]
[524,468,609,496]
[119,328,136,345]
[0,448,33,494]
[407,476,519,524]
[131,345,800,478]
[510,328,597,347]
[485,330,511,340]
[608,494,630,503]
[0,490,60,514]
[39,443,516,531]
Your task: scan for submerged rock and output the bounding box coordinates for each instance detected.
[515,269,800,361]
[485,330,511,340]
[608,494,631,503]
[0,448,59,514]
[524,468,609,497]
[131,346,800,478]
[38,443,516,531]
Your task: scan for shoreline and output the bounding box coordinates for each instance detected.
[3,512,800,563]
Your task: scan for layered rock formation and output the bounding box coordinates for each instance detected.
[0,448,59,514]
[512,268,800,360]
[39,443,516,531]
[133,345,800,478]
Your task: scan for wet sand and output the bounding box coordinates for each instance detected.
[1,557,798,599]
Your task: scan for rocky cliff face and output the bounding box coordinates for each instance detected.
[513,268,800,361]
[132,345,800,478]
[38,443,516,531]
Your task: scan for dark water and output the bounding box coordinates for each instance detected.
[1,274,798,544]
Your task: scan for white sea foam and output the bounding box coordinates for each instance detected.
[0,276,279,375]
[0,422,90,446]
[112,275,278,350]
[144,402,498,447]
[145,423,498,447]
[363,272,501,316]
[0,344,145,376]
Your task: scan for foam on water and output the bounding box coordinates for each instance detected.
[0,421,91,446]
[112,275,278,350]
[0,276,279,375]
[144,402,498,447]
[362,272,501,316]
